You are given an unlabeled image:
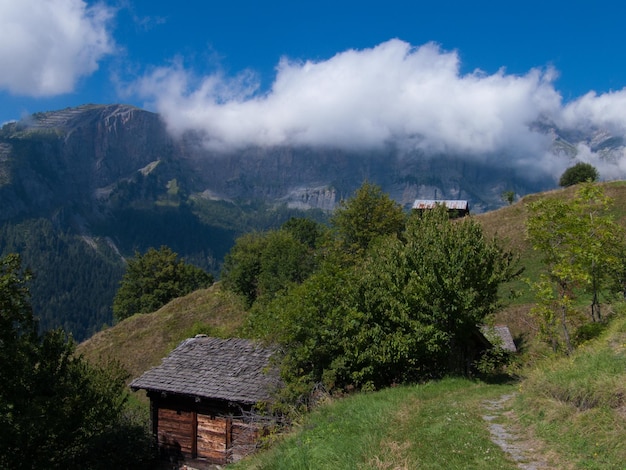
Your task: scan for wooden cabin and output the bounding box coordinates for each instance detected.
[412,199,470,218]
[130,336,281,467]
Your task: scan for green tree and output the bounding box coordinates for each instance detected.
[281,217,325,249]
[257,230,317,300]
[221,233,267,307]
[501,190,516,205]
[526,183,623,352]
[0,254,152,469]
[331,182,406,257]
[249,207,518,397]
[113,246,213,321]
[559,162,599,187]
[221,227,320,307]
[354,207,519,378]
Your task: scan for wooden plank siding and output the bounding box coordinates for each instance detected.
[158,408,194,455]
[196,414,228,463]
[154,402,260,464]
[131,338,282,465]
[231,421,262,462]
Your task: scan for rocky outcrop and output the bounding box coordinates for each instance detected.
[2,102,608,224]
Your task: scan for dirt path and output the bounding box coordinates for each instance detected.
[482,393,553,470]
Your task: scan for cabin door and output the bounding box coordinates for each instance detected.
[196,414,232,463]
[157,408,195,457]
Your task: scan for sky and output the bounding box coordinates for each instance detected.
[3,0,626,177]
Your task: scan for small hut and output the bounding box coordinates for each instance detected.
[130,336,281,466]
[412,199,470,218]
[480,325,517,353]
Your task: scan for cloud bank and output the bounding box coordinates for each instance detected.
[0,0,114,96]
[131,39,626,179]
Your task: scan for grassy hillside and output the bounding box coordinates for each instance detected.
[75,181,626,467]
[76,282,247,382]
[513,309,626,469]
[232,308,626,469]
[78,181,626,379]
[478,181,626,343]
[234,378,520,470]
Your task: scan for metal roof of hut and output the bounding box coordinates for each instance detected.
[130,336,281,405]
[412,199,470,211]
[480,325,517,353]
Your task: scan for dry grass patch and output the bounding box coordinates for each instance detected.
[77,282,247,381]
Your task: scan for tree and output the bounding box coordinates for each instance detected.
[221,233,267,307]
[113,246,213,321]
[281,217,325,250]
[221,227,320,307]
[526,183,623,352]
[559,162,599,187]
[501,190,516,205]
[355,207,519,377]
[572,184,624,320]
[330,182,406,257]
[248,207,519,396]
[0,254,153,469]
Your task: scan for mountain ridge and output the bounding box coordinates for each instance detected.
[0,103,621,340]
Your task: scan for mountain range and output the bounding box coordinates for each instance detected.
[0,103,620,340]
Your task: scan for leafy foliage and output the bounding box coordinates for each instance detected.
[221,219,325,308]
[246,207,519,397]
[0,254,153,469]
[501,190,516,205]
[113,246,213,321]
[525,183,624,352]
[330,182,406,256]
[559,162,599,187]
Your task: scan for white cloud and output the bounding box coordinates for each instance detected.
[132,39,626,180]
[560,89,626,134]
[135,40,561,157]
[0,0,114,96]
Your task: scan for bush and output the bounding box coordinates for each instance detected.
[559,162,599,187]
[113,246,213,321]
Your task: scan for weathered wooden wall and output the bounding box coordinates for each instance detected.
[149,393,265,465]
[196,414,228,463]
[158,408,194,456]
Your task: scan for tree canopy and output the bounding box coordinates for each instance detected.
[0,254,152,469]
[559,162,599,187]
[526,183,624,352]
[221,219,324,308]
[330,182,406,256]
[246,207,519,397]
[113,246,213,321]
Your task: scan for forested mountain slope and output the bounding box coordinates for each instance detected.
[0,104,617,340]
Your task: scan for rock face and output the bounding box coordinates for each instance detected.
[1,103,621,340]
[0,103,564,223]
[0,105,169,220]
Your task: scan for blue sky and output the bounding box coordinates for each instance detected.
[2,0,626,177]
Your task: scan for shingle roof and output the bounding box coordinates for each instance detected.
[130,336,281,404]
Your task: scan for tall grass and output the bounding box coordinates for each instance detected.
[515,308,626,469]
[234,379,519,470]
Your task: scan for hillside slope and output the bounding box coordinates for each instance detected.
[76,282,247,381]
[79,181,626,379]
[229,311,625,469]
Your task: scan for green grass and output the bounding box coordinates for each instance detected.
[74,180,626,468]
[234,378,519,470]
[514,308,626,469]
[233,310,626,470]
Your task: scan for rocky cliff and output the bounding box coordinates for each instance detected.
[0,103,615,339]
